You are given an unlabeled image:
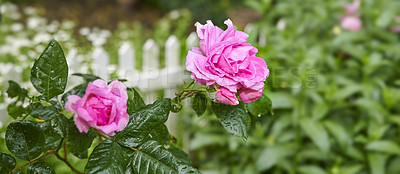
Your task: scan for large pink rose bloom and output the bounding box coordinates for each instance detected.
[65,79,129,136]
[186,19,269,105]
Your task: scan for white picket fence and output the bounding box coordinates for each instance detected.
[0,25,267,134]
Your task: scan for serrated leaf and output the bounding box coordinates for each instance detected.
[149,124,171,145]
[61,83,87,105]
[245,94,272,117]
[211,102,250,139]
[6,80,28,101]
[30,102,57,120]
[40,121,62,152]
[85,139,128,174]
[366,140,400,155]
[7,102,30,119]
[0,152,16,173]
[72,73,101,82]
[127,140,200,174]
[117,99,171,147]
[31,39,68,101]
[127,88,146,115]
[191,93,207,117]
[27,162,55,174]
[66,119,96,159]
[5,121,45,160]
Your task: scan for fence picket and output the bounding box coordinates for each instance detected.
[118,42,136,81]
[186,32,197,51]
[141,39,160,103]
[92,47,109,80]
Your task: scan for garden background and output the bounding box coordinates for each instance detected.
[1,0,400,173]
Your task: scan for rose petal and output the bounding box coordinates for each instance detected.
[74,116,90,133]
[65,95,81,113]
[216,87,239,105]
[238,87,264,103]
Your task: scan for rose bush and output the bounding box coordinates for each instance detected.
[186,19,269,105]
[65,79,129,136]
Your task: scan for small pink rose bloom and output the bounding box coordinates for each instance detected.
[341,16,362,31]
[65,79,129,136]
[344,0,360,14]
[186,19,269,105]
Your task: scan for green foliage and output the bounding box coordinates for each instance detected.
[84,139,128,174]
[27,162,55,174]
[5,121,44,161]
[191,93,207,117]
[31,39,68,101]
[211,102,251,139]
[0,152,16,173]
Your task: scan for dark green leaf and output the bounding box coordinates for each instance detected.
[31,39,68,101]
[0,152,16,173]
[50,114,69,138]
[30,102,57,120]
[191,93,207,117]
[72,73,101,82]
[61,83,87,105]
[66,119,96,159]
[127,88,146,114]
[7,102,30,119]
[6,121,45,160]
[211,102,251,139]
[127,140,199,174]
[148,124,171,145]
[6,80,28,101]
[27,162,55,174]
[117,99,171,147]
[167,146,191,165]
[85,139,128,174]
[245,94,273,117]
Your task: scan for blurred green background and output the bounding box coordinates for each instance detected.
[1,0,400,174]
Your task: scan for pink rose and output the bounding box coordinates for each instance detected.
[344,0,360,14]
[341,16,362,31]
[186,19,269,105]
[65,79,129,136]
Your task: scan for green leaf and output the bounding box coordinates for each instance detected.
[127,88,146,115]
[31,39,68,101]
[30,102,57,120]
[298,165,326,174]
[0,152,16,173]
[211,102,250,139]
[117,99,171,147]
[300,119,330,152]
[61,83,87,105]
[191,93,207,117]
[323,120,351,148]
[50,114,69,138]
[148,124,171,145]
[27,162,55,174]
[66,119,96,159]
[6,80,28,101]
[245,94,273,117]
[127,140,200,174]
[368,153,388,174]
[256,143,297,172]
[5,121,45,160]
[366,140,400,155]
[72,73,100,82]
[84,139,128,174]
[7,102,31,119]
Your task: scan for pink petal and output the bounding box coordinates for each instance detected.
[216,87,239,105]
[341,16,362,31]
[238,87,264,103]
[65,95,81,114]
[74,116,90,133]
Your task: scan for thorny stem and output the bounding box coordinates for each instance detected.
[10,151,55,174]
[54,152,83,174]
[10,139,83,174]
